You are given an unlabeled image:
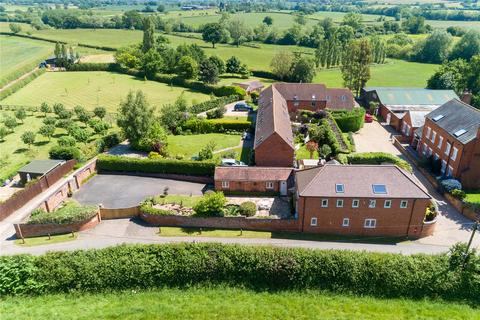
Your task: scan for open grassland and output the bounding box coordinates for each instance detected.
[0,287,477,320]
[426,19,480,31]
[308,11,394,24]
[166,133,241,158]
[0,35,52,87]
[315,59,438,88]
[0,71,210,111]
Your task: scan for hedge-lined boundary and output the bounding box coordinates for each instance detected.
[330,108,365,133]
[182,118,252,134]
[67,63,246,98]
[96,154,216,176]
[0,68,46,100]
[191,95,239,114]
[0,243,478,303]
[342,152,413,172]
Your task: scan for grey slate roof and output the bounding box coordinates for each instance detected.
[426,99,480,145]
[365,87,458,106]
[18,160,64,175]
[409,111,431,128]
[296,164,430,199]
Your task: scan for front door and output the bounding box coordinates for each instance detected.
[280,181,287,196]
[386,113,391,125]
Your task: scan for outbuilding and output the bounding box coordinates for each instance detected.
[17,160,65,184]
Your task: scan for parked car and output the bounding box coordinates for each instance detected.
[221,158,247,166]
[233,102,253,112]
[365,113,373,123]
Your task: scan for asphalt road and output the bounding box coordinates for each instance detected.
[73,174,208,208]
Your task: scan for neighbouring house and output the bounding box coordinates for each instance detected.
[17,160,65,184]
[361,87,459,139]
[295,164,433,237]
[416,99,480,188]
[254,83,355,167]
[40,54,78,68]
[214,166,293,196]
[233,80,264,94]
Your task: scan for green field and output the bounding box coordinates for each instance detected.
[0,71,210,111]
[0,35,52,87]
[465,190,480,204]
[0,287,477,320]
[315,59,438,88]
[166,133,241,158]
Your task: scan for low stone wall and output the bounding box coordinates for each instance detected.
[444,193,464,213]
[140,212,301,232]
[100,206,139,219]
[14,211,101,238]
[462,206,479,221]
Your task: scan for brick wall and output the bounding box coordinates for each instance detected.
[14,211,101,238]
[297,196,433,238]
[255,133,294,167]
[140,212,301,232]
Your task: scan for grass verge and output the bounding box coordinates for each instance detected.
[14,233,77,247]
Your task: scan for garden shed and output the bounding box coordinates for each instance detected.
[17,160,65,184]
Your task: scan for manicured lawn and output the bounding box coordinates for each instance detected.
[14,233,77,247]
[1,71,210,111]
[0,286,477,320]
[315,59,439,88]
[159,195,202,208]
[0,35,52,87]
[159,227,273,238]
[166,133,241,158]
[465,190,480,204]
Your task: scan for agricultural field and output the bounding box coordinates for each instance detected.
[0,72,211,111]
[166,133,241,159]
[314,59,439,88]
[0,35,52,87]
[0,286,477,320]
[426,19,480,31]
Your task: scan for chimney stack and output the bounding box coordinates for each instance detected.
[461,90,472,105]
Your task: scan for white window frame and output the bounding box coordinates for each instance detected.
[352,199,359,208]
[364,219,377,229]
[368,199,376,208]
[321,199,328,208]
[400,200,408,208]
[221,181,229,188]
[342,218,350,227]
[384,200,392,208]
[447,165,453,177]
[335,183,345,193]
[422,143,427,156]
[265,181,274,190]
[445,142,451,156]
[336,199,344,208]
[426,127,431,139]
[434,153,439,161]
[437,136,443,149]
[310,217,317,226]
[441,160,447,174]
[431,130,436,144]
[451,147,458,161]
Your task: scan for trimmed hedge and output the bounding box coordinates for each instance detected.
[28,202,98,225]
[346,152,413,172]
[0,243,478,303]
[182,118,252,134]
[330,108,365,133]
[190,95,238,114]
[97,154,216,176]
[66,63,122,72]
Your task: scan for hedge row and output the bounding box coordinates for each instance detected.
[0,68,46,101]
[182,118,252,134]
[346,152,413,172]
[28,202,98,225]
[190,95,239,114]
[330,108,365,133]
[96,154,216,176]
[0,243,478,303]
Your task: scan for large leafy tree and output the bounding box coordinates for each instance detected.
[21,131,35,149]
[341,39,372,97]
[176,56,198,79]
[142,16,155,53]
[289,55,316,83]
[199,58,220,84]
[117,90,155,147]
[202,23,228,48]
[141,49,163,79]
[412,30,452,64]
[270,51,294,80]
[227,18,250,47]
[449,30,480,61]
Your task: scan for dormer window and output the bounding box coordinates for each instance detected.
[335,184,344,193]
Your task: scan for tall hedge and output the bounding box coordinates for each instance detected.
[190,95,239,114]
[0,243,478,303]
[96,154,216,176]
[347,152,412,172]
[182,118,252,134]
[330,108,365,133]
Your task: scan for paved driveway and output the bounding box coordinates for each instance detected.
[73,174,208,208]
[353,121,402,155]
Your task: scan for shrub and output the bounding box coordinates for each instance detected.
[213,86,246,99]
[139,200,176,216]
[27,202,97,224]
[346,152,412,172]
[206,106,225,119]
[239,201,256,217]
[49,146,83,161]
[190,95,238,114]
[57,136,76,147]
[193,192,226,217]
[97,154,215,176]
[451,189,466,201]
[441,179,462,193]
[330,109,365,133]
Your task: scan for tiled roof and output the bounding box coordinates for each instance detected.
[426,99,480,144]
[408,111,431,128]
[296,164,430,199]
[365,87,458,106]
[254,85,294,149]
[233,80,264,91]
[215,166,293,181]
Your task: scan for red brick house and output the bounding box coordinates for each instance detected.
[400,110,431,144]
[417,99,480,188]
[214,166,293,195]
[254,83,355,167]
[295,164,433,237]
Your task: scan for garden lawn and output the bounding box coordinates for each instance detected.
[159,227,272,238]
[465,190,480,204]
[0,286,477,320]
[14,233,78,247]
[166,133,241,158]
[0,35,52,87]
[315,59,439,88]
[159,195,202,208]
[0,71,210,111]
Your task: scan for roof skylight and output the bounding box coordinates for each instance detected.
[432,115,444,122]
[372,184,387,194]
[335,184,345,193]
[453,129,467,137]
